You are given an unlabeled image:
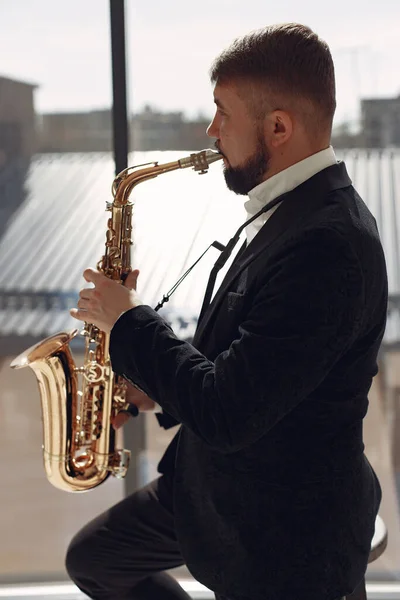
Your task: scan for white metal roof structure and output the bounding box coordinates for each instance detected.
[0,149,399,352]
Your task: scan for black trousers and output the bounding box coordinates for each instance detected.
[66,475,344,600]
[66,475,193,600]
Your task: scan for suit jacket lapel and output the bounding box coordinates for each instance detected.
[192,162,352,348]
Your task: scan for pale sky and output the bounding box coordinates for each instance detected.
[1,0,400,128]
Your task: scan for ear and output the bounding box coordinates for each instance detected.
[264,110,293,148]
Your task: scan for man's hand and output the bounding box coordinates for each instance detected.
[112,381,157,430]
[70,268,143,334]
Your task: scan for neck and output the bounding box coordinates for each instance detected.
[263,141,331,181]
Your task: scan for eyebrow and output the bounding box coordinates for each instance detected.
[214,98,227,110]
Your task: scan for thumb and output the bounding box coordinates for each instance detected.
[111,412,131,430]
[124,269,140,291]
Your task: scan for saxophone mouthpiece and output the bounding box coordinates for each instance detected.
[179,149,223,173]
[203,149,223,164]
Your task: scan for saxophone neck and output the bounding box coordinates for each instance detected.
[112,149,223,205]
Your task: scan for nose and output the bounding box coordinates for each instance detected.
[206,113,219,138]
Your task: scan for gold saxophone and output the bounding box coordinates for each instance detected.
[11,149,222,492]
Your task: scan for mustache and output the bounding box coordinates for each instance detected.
[213,140,226,158]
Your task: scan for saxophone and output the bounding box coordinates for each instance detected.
[10,149,222,492]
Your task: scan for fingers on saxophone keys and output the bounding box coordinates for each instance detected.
[118,405,139,418]
[70,307,85,321]
[77,298,86,309]
[79,289,93,300]
[77,288,96,309]
[112,406,138,430]
[112,413,129,430]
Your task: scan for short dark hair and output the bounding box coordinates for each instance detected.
[210,23,336,134]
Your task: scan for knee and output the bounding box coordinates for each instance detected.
[65,535,79,583]
[65,526,138,592]
[65,530,93,584]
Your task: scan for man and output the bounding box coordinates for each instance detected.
[67,23,388,600]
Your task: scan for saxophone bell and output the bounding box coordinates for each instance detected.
[10,329,131,491]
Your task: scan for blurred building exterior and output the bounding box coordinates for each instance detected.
[38,106,211,152]
[0,75,211,154]
[0,76,38,240]
[131,105,211,151]
[38,109,113,152]
[361,96,400,148]
[332,94,400,149]
[331,122,363,148]
[0,76,37,166]
[3,73,400,154]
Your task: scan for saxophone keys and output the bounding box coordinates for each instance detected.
[109,449,131,479]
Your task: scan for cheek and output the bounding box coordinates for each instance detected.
[219,122,235,149]
[221,119,248,144]
[221,123,246,156]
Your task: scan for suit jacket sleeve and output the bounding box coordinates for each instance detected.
[155,411,180,429]
[110,227,365,453]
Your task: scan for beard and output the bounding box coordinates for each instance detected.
[222,133,271,196]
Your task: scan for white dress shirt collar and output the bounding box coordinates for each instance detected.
[244,146,337,244]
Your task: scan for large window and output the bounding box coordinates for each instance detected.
[0,0,399,590]
[0,0,123,584]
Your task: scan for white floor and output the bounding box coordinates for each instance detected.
[0,581,400,600]
[0,579,214,599]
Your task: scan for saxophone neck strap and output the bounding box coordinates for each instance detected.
[155,193,287,316]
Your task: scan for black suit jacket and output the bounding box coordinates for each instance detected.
[110,162,387,600]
